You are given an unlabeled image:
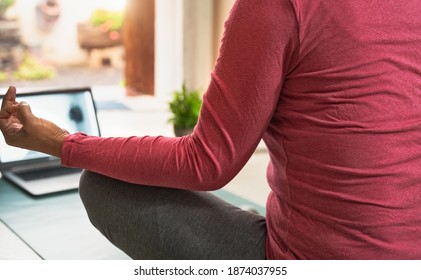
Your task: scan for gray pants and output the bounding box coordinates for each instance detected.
[79,170,267,260]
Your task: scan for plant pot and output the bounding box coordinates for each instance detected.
[174,127,193,137]
[36,0,60,31]
[77,23,123,50]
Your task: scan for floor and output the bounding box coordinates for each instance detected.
[0,219,41,260]
[0,85,272,259]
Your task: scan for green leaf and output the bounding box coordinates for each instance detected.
[168,83,202,129]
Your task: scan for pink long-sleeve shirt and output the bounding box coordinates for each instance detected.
[62,0,421,259]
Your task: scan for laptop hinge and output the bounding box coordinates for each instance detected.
[9,159,61,173]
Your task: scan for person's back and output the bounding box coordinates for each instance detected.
[265,0,421,259]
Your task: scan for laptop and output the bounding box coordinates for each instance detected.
[0,88,101,196]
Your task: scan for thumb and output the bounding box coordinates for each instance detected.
[1,86,17,110]
[16,101,35,126]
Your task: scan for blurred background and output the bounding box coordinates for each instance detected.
[0,0,235,100]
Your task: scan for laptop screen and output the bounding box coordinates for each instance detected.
[0,88,100,164]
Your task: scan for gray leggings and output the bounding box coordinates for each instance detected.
[79,170,267,259]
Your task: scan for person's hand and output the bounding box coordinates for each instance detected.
[0,86,69,158]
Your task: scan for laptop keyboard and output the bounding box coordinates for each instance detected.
[15,167,83,181]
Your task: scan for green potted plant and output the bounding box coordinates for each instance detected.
[13,52,55,81]
[169,84,202,137]
[0,71,7,82]
[0,0,14,19]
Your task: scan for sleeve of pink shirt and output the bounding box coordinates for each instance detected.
[61,0,299,191]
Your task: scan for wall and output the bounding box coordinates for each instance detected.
[155,0,184,100]
[183,0,213,92]
[155,0,234,100]
[212,0,235,63]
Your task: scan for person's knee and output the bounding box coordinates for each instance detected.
[78,170,97,207]
[78,170,110,227]
[78,170,119,244]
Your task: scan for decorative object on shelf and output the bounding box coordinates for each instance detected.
[169,83,202,137]
[36,0,60,31]
[77,9,123,50]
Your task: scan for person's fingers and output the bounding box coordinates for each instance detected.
[1,86,16,111]
[0,103,18,119]
[16,101,35,126]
